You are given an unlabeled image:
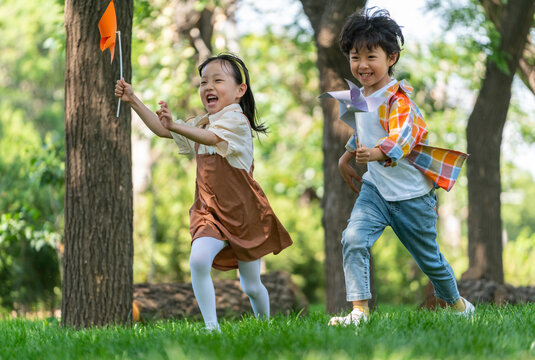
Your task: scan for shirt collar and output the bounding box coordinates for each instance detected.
[208,103,243,123]
[380,79,414,102]
[365,79,398,98]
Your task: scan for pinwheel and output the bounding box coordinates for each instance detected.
[319,79,386,129]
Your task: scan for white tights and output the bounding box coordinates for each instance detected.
[189,236,270,330]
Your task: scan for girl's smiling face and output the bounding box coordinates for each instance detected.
[199,60,246,114]
[349,45,397,96]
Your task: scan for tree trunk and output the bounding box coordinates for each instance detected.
[63,0,133,328]
[300,0,367,314]
[464,0,535,284]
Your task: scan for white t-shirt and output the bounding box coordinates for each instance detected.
[170,103,254,172]
[353,80,432,201]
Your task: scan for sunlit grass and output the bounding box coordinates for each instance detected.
[1,304,534,359]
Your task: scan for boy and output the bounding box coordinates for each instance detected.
[326,8,474,326]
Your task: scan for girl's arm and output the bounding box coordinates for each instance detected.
[157,101,221,146]
[115,79,172,138]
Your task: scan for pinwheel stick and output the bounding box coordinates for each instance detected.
[116,30,123,118]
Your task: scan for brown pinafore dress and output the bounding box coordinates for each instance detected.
[189,142,292,271]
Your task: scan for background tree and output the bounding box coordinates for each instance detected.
[299,0,367,313]
[63,0,134,328]
[463,0,535,283]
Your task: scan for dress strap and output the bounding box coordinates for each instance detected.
[194,121,209,154]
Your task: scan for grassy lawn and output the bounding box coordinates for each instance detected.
[1,304,535,359]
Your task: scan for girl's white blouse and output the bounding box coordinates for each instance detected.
[170,103,254,172]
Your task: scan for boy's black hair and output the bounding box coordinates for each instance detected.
[339,8,404,76]
[198,53,267,134]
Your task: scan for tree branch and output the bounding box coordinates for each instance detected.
[480,0,535,95]
[518,40,535,94]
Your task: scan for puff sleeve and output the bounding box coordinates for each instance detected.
[207,113,251,158]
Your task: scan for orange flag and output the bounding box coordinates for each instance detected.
[98,0,117,63]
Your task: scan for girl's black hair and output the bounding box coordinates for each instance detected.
[339,8,404,76]
[198,53,267,135]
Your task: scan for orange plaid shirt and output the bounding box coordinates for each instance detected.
[353,81,468,191]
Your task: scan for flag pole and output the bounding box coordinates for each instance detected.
[116,30,123,118]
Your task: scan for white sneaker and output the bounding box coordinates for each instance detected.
[455,297,475,316]
[328,307,368,326]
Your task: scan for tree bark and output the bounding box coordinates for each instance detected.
[464,0,535,283]
[299,0,367,314]
[63,0,133,328]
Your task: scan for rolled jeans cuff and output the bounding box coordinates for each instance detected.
[434,290,460,304]
[346,292,372,302]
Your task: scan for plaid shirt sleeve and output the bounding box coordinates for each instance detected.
[376,94,427,167]
[407,145,468,191]
[345,134,357,152]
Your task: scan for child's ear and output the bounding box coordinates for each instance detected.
[237,83,247,98]
[388,52,399,66]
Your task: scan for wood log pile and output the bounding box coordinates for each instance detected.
[457,279,535,305]
[420,279,535,309]
[133,270,308,321]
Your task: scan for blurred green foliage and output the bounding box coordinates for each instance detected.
[425,0,511,75]
[0,0,534,313]
[0,211,60,312]
[0,0,64,312]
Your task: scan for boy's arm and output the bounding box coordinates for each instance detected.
[355,145,388,164]
[346,128,388,165]
[376,95,426,166]
[338,150,362,194]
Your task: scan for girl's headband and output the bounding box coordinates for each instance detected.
[230,59,246,85]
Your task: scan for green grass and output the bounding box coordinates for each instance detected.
[1,304,535,360]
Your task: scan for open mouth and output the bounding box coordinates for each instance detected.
[359,72,373,78]
[206,95,218,105]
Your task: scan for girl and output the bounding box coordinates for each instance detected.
[115,53,293,331]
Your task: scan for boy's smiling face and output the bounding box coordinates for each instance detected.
[349,45,397,96]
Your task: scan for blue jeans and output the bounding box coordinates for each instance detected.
[341,181,460,303]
